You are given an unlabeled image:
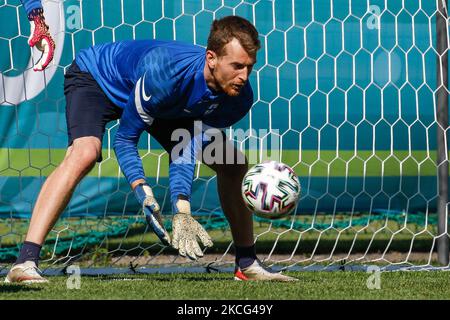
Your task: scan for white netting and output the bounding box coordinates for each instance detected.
[0,0,449,272]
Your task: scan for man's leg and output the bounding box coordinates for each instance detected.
[213,158,254,247]
[25,136,101,245]
[206,139,297,281]
[5,137,101,283]
[6,59,124,283]
[205,139,256,264]
[24,60,120,248]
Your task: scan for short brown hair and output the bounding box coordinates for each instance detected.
[207,16,260,58]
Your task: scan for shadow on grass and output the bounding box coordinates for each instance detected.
[92,274,224,282]
[0,284,42,293]
[0,227,437,264]
[75,237,435,255]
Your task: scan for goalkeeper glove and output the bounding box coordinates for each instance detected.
[171,199,213,260]
[27,8,55,71]
[134,183,170,246]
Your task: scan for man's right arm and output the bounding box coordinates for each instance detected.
[113,84,149,187]
[114,51,179,186]
[114,83,171,245]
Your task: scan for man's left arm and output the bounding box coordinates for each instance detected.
[169,124,213,260]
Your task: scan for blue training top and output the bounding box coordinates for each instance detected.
[74,40,254,208]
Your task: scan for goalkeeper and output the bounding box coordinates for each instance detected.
[6,16,296,283]
[20,0,55,71]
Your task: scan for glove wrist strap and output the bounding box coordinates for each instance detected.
[28,7,44,21]
[175,199,191,215]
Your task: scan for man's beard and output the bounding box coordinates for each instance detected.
[222,83,243,97]
[212,69,242,97]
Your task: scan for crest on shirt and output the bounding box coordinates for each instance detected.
[204,103,219,115]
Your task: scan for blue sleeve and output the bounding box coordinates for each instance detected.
[114,51,180,184]
[167,122,202,208]
[168,134,199,208]
[113,80,149,185]
[20,0,42,15]
[136,47,180,117]
[168,123,222,210]
[114,74,198,210]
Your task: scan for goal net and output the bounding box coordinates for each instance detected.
[0,0,449,273]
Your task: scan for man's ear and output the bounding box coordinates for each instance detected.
[206,50,217,69]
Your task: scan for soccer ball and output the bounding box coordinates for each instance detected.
[241,161,301,219]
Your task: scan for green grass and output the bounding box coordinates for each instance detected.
[1,271,450,300]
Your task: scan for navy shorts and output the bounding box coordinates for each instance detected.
[64,61,123,147]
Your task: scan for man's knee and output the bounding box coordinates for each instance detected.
[65,138,101,172]
[213,153,249,178]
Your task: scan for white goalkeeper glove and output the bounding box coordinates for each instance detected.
[134,183,170,246]
[27,8,55,71]
[171,199,213,260]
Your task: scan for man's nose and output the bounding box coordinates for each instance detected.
[239,67,249,82]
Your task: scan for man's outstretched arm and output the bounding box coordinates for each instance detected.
[114,98,213,256]
[168,123,214,260]
[20,0,55,71]
[114,84,170,246]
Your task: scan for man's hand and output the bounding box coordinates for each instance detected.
[134,183,171,246]
[171,199,213,260]
[27,8,55,71]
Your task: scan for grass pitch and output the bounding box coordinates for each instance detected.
[1,214,448,301]
[1,271,450,300]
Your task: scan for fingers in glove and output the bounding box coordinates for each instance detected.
[172,232,180,250]
[184,240,195,260]
[191,239,204,258]
[195,222,214,248]
[33,36,55,71]
[178,239,187,257]
[171,218,181,250]
[184,239,201,261]
[160,229,171,247]
[144,207,170,246]
[143,196,160,213]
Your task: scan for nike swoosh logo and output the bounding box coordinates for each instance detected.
[135,78,154,126]
[141,73,152,102]
[183,109,191,113]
